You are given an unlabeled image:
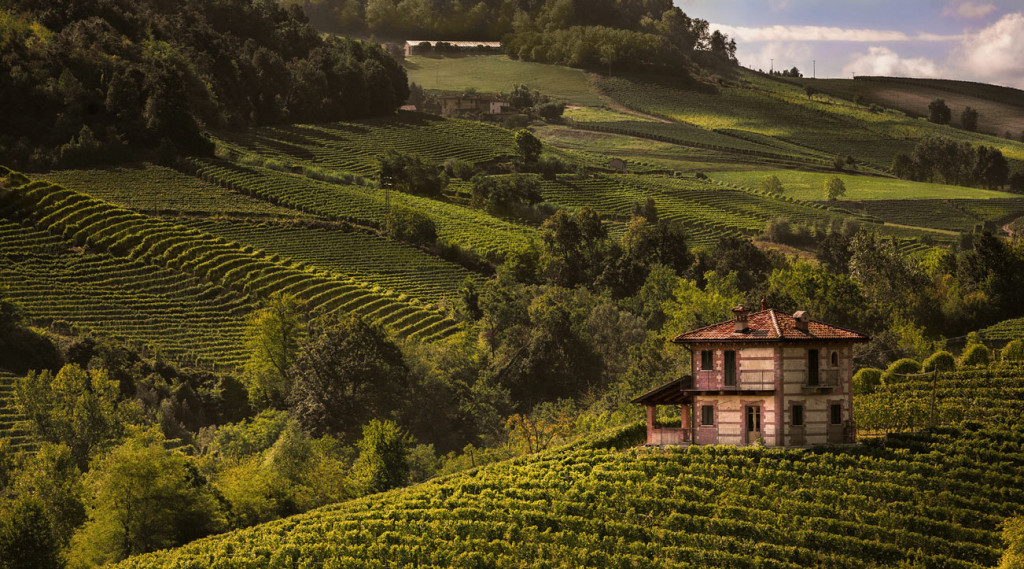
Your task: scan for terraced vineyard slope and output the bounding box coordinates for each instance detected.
[1,169,463,352]
[0,370,33,452]
[117,365,1024,569]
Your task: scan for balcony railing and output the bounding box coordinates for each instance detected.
[806,369,839,388]
[688,370,775,391]
[648,427,691,446]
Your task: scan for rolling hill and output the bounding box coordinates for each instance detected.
[114,362,1024,569]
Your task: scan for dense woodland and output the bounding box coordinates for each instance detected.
[0,0,408,170]
[290,0,736,72]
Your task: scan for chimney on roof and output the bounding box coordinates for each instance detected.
[732,305,751,333]
[793,310,810,332]
[761,296,767,311]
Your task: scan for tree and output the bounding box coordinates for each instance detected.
[974,145,1009,189]
[1000,516,1024,569]
[961,106,979,132]
[377,152,447,198]
[928,98,951,125]
[824,175,846,201]
[7,443,85,550]
[804,85,818,99]
[70,429,225,566]
[759,175,783,194]
[16,364,133,469]
[242,294,307,410]
[515,129,542,163]
[0,495,62,569]
[1011,173,1024,194]
[354,419,411,493]
[289,316,409,439]
[508,84,538,110]
[386,206,437,245]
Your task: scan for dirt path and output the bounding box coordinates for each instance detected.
[586,73,673,124]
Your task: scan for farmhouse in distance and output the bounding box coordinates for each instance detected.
[635,305,869,447]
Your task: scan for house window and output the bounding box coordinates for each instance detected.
[792,404,804,426]
[808,349,819,386]
[830,403,842,425]
[701,404,715,426]
[700,350,714,371]
[831,351,839,367]
[724,350,737,386]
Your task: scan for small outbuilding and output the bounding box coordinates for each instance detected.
[634,306,868,447]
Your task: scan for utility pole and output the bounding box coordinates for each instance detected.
[813,60,816,79]
[770,58,774,74]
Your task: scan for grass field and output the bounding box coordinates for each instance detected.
[711,169,1022,201]
[404,55,604,106]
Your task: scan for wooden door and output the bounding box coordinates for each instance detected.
[745,405,762,444]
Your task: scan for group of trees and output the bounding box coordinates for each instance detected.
[0,0,409,169]
[892,137,1009,189]
[928,98,982,133]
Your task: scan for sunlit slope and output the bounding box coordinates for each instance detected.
[117,364,1024,569]
[597,71,1024,169]
[801,76,1024,140]
[405,55,604,106]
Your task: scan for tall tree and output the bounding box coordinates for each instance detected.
[354,419,411,493]
[289,316,409,439]
[241,294,307,410]
[961,106,979,132]
[928,98,951,125]
[70,429,225,566]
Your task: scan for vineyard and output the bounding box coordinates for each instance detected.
[0,169,463,346]
[184,218,483,304]
[182,158,536,262]
[0,370,33,452]
[214,113,518,177]
[41,165,303,219]
[116,363,1024,569]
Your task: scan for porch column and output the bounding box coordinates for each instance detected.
[680,404,692,443]
[645,405,656,445]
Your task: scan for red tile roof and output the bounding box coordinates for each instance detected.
[671,308,868,344]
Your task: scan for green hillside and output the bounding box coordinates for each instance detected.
[116,363,1024,569]
[801,76,1024,140]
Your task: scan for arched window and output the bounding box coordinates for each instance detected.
[831,351,839,367]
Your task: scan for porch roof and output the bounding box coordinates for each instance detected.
[631,376,693,405]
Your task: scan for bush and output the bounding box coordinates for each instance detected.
[537,156,566,180]
[386,207,437,245]
[883,358,921,384]
[534,102,565,122]
[1003,339,1024,361]
[443,158,477,180]
[764,217,791,243]
[959,343,990,367]
[922,350,955,372]
[852,368,883,395]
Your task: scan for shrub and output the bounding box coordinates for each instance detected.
[1003,339,1024,361]
[534,102,565,122]
[883,358,921,384]
[443,158,477,180]
[852,368,882,395]
[764,217,791,243]
[922,350,955,372]
[959,343,990,367]
[386,207,437,245]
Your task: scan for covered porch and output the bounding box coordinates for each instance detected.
[632,377,693,446]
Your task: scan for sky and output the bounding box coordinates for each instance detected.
[674,0,1024,89]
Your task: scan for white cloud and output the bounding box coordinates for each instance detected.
[736,41,813,74]
[942,2,998,19]
[953,12,1024,88]
[841,46,942,78]
[712,24,958,43]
